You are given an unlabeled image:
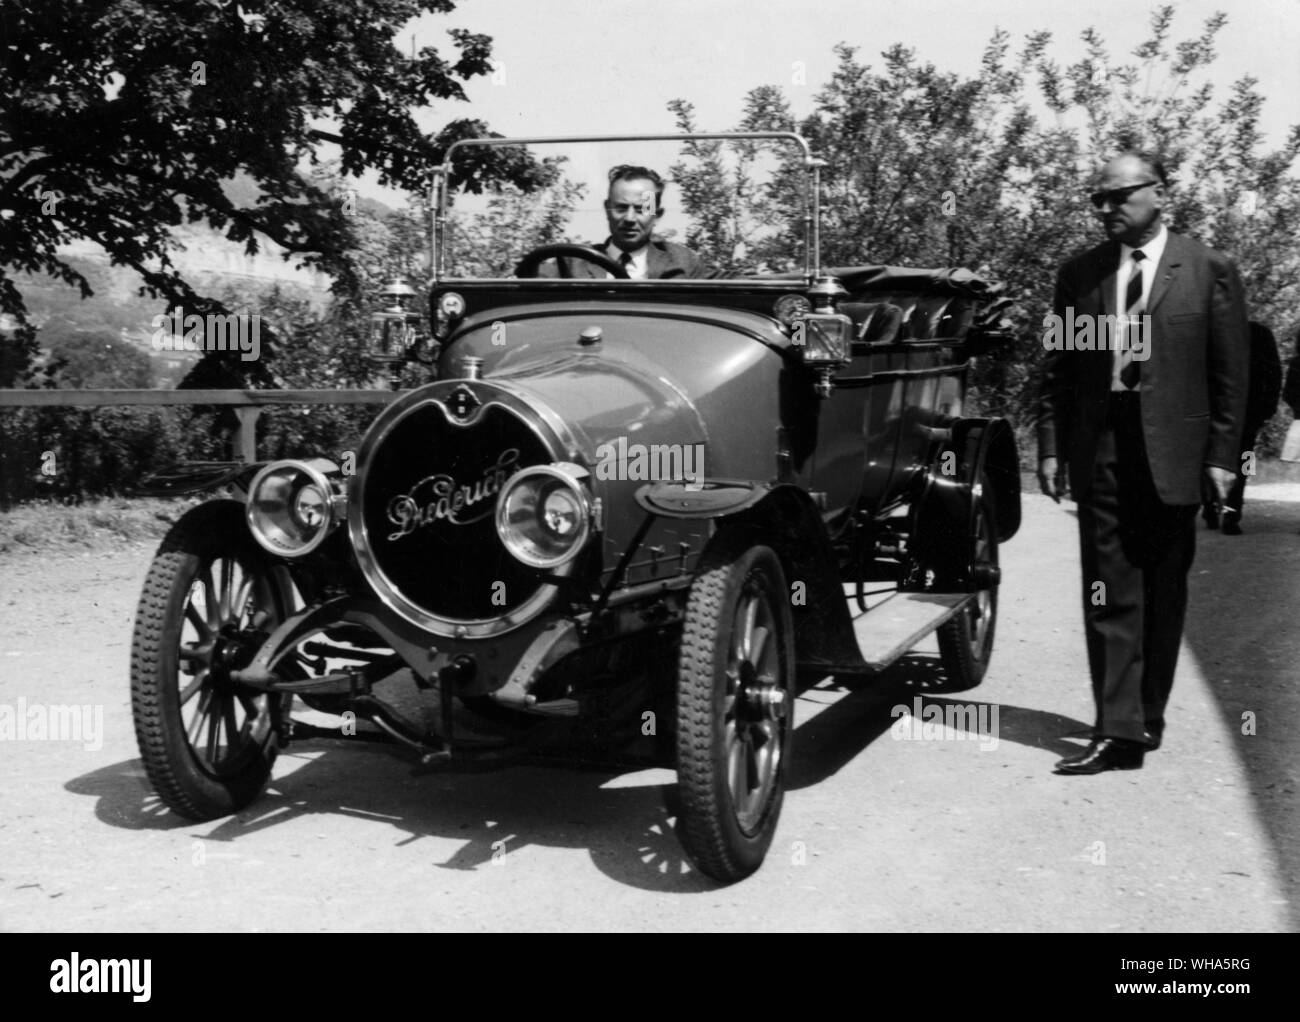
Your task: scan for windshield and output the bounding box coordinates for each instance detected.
[435,133,816,282]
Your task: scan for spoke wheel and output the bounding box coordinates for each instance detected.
[131,500,293,820]
[676,537,794,882]
[936,478,999,690]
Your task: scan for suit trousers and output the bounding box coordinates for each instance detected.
[1076,392,1198,743]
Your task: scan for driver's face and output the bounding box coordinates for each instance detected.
[605,178,659,252]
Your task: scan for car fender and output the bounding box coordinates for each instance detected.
[636,479,866,673]
[909,417,1021,588]
[133,461,267,499]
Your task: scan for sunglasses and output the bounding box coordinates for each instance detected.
[1089,181,1160,210]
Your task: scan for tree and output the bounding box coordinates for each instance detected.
[0,0,548,386]
[443,162,585,278]
[217,286,385,464]
[1020,7,1300,437]
[669,7,1300,428]
[667,93,803,276]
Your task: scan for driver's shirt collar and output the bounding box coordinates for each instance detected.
[605,241,648,280]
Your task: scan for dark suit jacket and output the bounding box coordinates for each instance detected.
[553,238,707,279]
[1037,230,1250,505]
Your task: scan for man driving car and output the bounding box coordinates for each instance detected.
[542,164,707,279]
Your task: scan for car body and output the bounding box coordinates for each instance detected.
[131,133,1020,882]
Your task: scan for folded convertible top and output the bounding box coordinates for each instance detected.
[765,265,1002,297]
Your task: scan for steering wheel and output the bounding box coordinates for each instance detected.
[514,243,630,280]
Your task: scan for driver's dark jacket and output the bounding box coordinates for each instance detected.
[543,237,707,279]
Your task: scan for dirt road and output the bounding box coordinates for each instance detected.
[1,491,1296,931]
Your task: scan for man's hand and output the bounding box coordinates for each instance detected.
[1204,465,1235,506]
[1038,456,1068,503]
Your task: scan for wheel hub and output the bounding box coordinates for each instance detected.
[742,678,786,722]
[210,628,261,686]
[756,685,787,721]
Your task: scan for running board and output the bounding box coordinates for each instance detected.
[846,589,973,673]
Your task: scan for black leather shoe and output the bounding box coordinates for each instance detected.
[1144,732,1161,751]
[1202,507,1220,529]
[1054,737,1145,774]
[1221,513,1242,535]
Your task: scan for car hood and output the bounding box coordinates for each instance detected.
[440,302,790,467]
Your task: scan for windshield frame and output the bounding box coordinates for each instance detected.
[431,132,822,287]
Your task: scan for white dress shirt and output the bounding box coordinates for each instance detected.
[604,242,648,280]
[1112,222,1168,391]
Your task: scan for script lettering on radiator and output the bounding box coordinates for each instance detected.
[385,449,520,537]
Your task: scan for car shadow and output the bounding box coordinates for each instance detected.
[66,657,1090,895]
[65,745,717,892]
[786,655,1088,790]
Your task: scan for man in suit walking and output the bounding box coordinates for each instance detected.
[1037,151,1250,774]
[545,164,706,279]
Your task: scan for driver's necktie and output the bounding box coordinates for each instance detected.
[619,251,634,279]
[1119,250,1145,390]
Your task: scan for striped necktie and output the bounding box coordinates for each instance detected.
[1119,250,1146,389]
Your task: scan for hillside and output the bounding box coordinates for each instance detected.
[12,174,401,387]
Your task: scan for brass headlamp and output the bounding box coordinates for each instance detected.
[367,279,424,366]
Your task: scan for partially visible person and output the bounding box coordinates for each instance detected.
[543,164,706,279]
[1201,321,1281,534]
[1284,328,1300,418]
[1281,331,1300,488]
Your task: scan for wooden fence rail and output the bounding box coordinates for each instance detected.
[0,389,397,462]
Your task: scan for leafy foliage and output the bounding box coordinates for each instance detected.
[43,327,154,389]
[0,0,545,385]
[0,284,389,506]
[667,96,799,276]
[670,8,1300,429]
[442,161,586,277]
[211,285,388,463]
[6,4,1298,504]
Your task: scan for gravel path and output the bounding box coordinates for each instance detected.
[0,492,1295,931]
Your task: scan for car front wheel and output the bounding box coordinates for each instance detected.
[675,537,795,882]
[131,500,292,820]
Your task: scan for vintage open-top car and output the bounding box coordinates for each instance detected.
[131,132,1020,882]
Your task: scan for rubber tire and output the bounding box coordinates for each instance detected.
[131,500,289,820]
[936,481,999,691]
[675,537,795,882]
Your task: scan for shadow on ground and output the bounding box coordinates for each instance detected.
[1180,495,1300,929]
[786,656,1087,790]
[65,653,1088,895]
